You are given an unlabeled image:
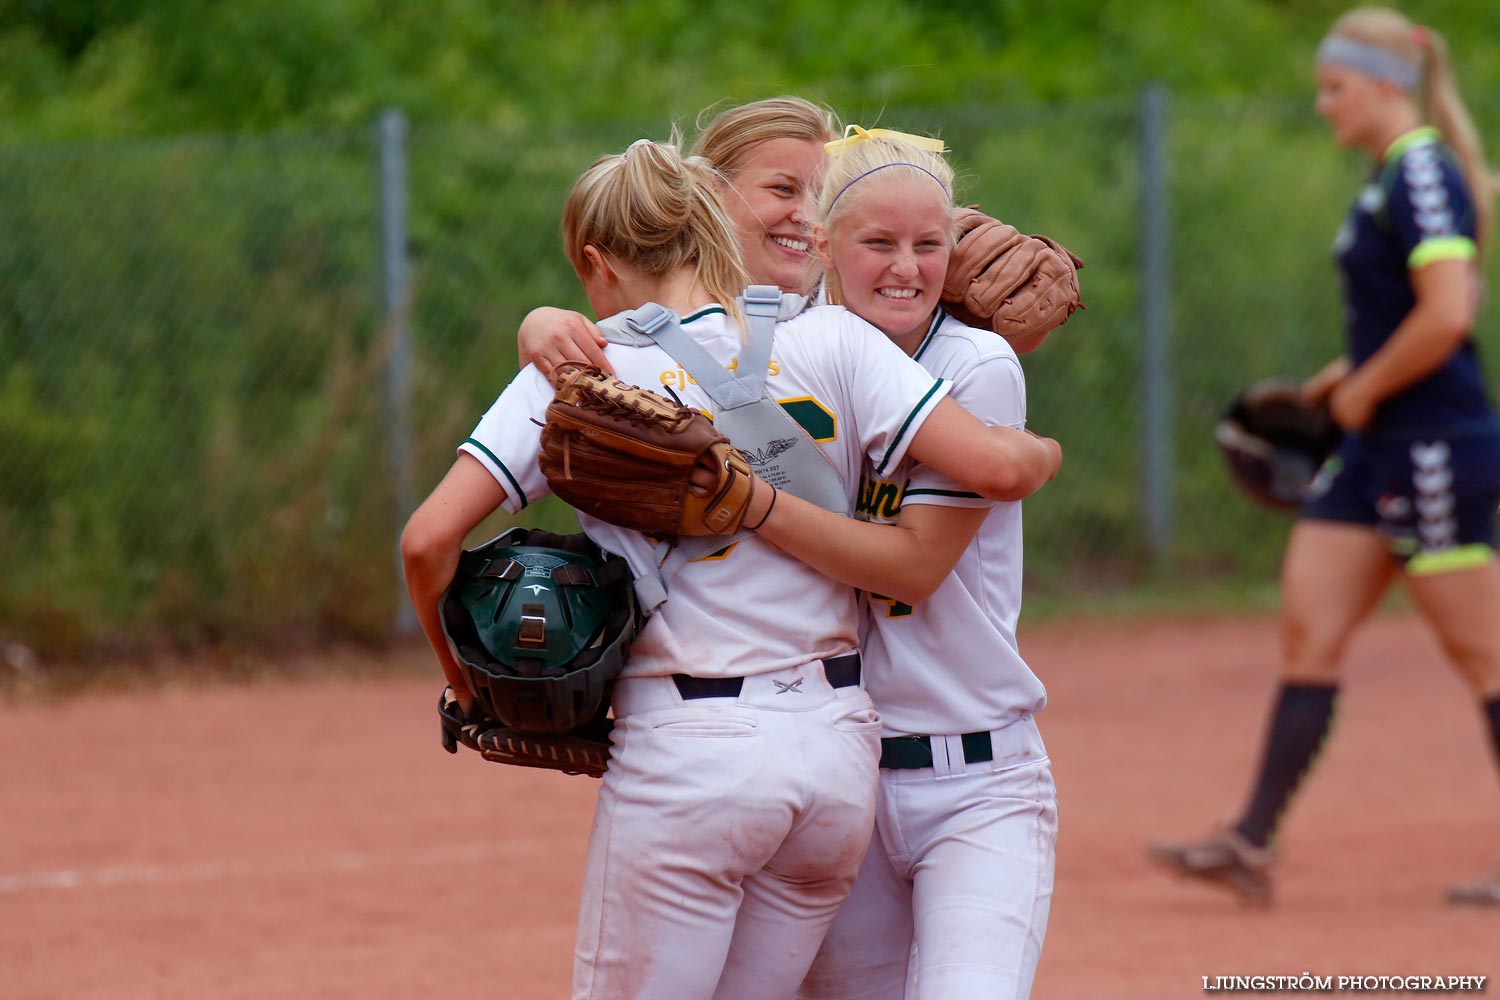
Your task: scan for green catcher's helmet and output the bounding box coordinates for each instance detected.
[439,528,639,734]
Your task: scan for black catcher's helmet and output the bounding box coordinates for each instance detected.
[440,529,638,733]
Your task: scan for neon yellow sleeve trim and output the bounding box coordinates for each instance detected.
[1407,543,1493,576]
[1409,236,1477,269]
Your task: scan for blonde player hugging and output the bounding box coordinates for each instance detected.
[402,135,1063,1000]
[730,130,1060,1000]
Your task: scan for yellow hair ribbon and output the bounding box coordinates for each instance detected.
[824,124,948,157]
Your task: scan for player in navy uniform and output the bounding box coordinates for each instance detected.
[1150,7,1500,906]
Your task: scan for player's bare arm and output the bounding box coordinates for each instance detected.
[1329,258,1477,430]
[516,305,614,379]
[399,453,509,707]
[748,485,989,605]
[907,396,1061,501]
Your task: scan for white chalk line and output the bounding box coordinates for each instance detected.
[0,842,509,894]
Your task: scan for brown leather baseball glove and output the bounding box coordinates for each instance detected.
[942,206,1084,354]
[538,363,754,538]
[439,686,611,778]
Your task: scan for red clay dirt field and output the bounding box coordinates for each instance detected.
[2,610,1497,1000]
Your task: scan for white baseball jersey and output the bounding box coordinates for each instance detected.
[856,309,1048,736]
[460,303,951,680]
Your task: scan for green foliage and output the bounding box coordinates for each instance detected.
[4,1,1500,138]
[0,132,390,651]
[3,2,1500,655]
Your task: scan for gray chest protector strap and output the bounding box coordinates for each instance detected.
[597,285,851,612]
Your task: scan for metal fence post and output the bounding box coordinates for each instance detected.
[379,108,419,636]
[1138,83,1174,564]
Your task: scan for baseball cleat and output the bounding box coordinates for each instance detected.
[1446,867,1500,907]
[1147,828,1276,904]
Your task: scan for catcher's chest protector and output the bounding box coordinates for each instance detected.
[598,286,852,610]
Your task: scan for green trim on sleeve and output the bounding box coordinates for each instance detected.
[1409,235,1477,269]
[876,379,946,475]
[463,437,528,507]
[1381,126,1440,163]
[904,487,983,499]
[1407,543,1492,576]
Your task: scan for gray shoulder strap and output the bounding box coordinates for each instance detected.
[631,541,731,614]
[595,305,660,347]
[588,290,843,614]
[639,289,772,409]
[597,288,807,409]
[590,303,750,611]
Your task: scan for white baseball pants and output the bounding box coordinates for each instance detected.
[572,661,882,1000]
[798,715,1057,1000]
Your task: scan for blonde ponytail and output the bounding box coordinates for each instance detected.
[562,138,750,331]
[1416,27,1497,249]
[1327,7,1497,250]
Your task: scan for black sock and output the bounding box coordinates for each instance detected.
[1484,694,1500,775]
[1232,683,1339,849]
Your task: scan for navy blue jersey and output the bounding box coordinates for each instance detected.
[1332,127,1493,436]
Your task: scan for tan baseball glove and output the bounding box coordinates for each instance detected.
[538,363,754,538]
[942,206,1084,354]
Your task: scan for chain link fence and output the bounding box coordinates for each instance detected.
[3,94,1498,656]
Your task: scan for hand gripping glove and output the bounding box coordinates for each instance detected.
[439,686,612,778]
[538,363,753,538]
[942,205,1084,353]
[1215,376,1343,511]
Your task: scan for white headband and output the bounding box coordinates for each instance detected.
[1316,36,1421,92]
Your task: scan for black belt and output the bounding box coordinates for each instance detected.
[672,652,862,701]
[879,731,993,770]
